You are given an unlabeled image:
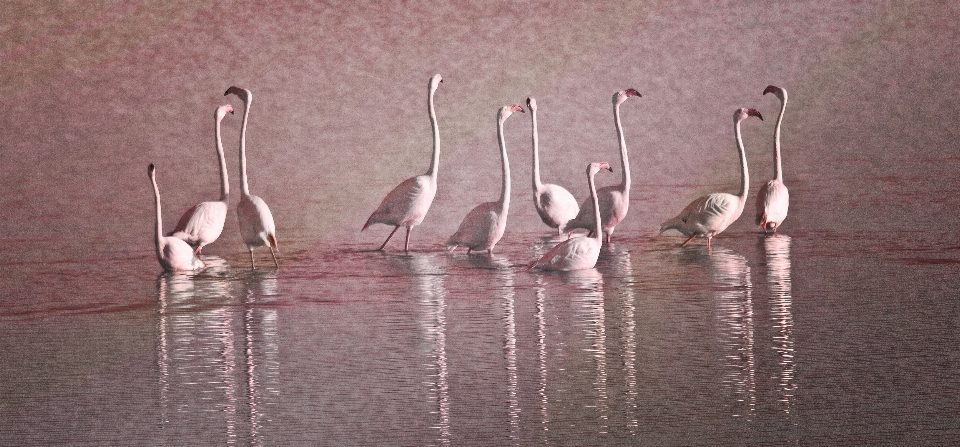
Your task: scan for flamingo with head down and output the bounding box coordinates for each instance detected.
[149,164,205,272]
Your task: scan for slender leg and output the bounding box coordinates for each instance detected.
[707,237,712,249]
[404,227,412,252]
[269,247,279,269]
[194,245,203,255]
[379,226,400,251]
[605,233,611,244]
[249,247,256,270]
[772,223,778,235]
[681,233,699,247]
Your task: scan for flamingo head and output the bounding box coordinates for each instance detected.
[735,108,763,122]
[526,97,537,112]
[429,74,443,91]
[216,104,234,119]
[588,161,613,176]
[224,86,250,103]
[147,163,156,178]
[499,104,525,121]
[614,88,641,106]
[763,85,787,101]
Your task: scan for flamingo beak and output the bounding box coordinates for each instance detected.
[748,109,763,120]
[763,85,778,95]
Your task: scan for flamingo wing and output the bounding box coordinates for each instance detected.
[447,202,498,249]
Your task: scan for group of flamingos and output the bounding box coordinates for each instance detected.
[149,74,789,273]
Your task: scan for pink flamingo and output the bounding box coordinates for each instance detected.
[527,97,579,234]
[660,108,763,248]
[446,104,524,255]
[527,162,613,271]
[363,74,443,251]
[149,164,205,272]
[225,86,279,269]
[170,104,233,254]
[756,85,790,234]
[564,89,641,242]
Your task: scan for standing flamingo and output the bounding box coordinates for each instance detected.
[149,164,205,272]
[527,162,613,271]
[170,104,233,254]
[564,89,641,242]
[225,86,279,269]
[756,85,790,234]
[446,104,524,255]
[363,74,443,251]
[527,97,580,234]
[660,108,763,248]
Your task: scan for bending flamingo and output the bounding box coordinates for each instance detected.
[149,164,205,272]
[225,86,279,269]
[756,85,790,234]
[527,97,579,234]
[527,162,612,271]
[660,108,763,248]
[170,104,233,254]
[564,89,641,242]
[446,104,524,255]
[363,74,443,251]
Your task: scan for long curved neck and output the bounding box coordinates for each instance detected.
[497,116,511,213]
[588,170,602,243]
[531,107,543,192]
[151,175,163,249]
[427,85,440,184]
[215,115,229,201]
[238,97,251,196]
[614,101,630,192]
[773,96,787,182]
[735,118,749,202]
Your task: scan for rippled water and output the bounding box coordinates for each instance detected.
[4,222,960,445]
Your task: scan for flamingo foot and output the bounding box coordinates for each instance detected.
[681,233,699,247]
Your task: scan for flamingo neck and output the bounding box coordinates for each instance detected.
[588,169,602,243]
[427,84,440,185]
[497,116,511,214]
[151,175,164,251]
[735,118,749,202]
[238,96,251,196]
[215,114,229,202]
[773,95,787,182]
[531,107,543,192]
[614,101,630,192]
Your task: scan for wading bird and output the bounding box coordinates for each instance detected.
[756,85,790,234]
[149,164,205,272]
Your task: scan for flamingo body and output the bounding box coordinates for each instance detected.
[363,74,443,251]
[527,97,579,233]
[661,108,762,247]
[447,104,523,255]
[170,104,233,253]
[225,86,279,268]
[564,89,640,241]
[756,85,790,234]
[528,162,612,271]
[149,164,205,272]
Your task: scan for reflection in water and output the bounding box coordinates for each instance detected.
[607,248,639,432]
[533,276,549,440]
[155,257,279,446]
[492,258,520,444]
[568,268,608,433]
[764,236,795,414]
[409,254,450,446]
[709,248,755,419]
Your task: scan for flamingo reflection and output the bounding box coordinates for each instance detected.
[605,247,639,432]
[763,236,795,414]
[708,248,756,419]
[407,254,451,446]
[567,268,609,433]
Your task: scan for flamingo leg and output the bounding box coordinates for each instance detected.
[404,227,412,252]
[379,226,400,251]
[248,247,256,270]
[681,233,699,246]
[194,245,203,255]
[707,237,712,249]
[606,233,611,244]
[269,247,279,269]
[772,223,779,235]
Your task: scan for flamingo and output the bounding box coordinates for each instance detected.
[225,86,279,269]
[148,164,205,272]
[446,104,524,255]
[756,85,790,234]
[527,162,613,271]
[660,108,763,248]
[363,74,443,251]
[169,104,233,254]
[527,97,580,234]
[564,89,641,242]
